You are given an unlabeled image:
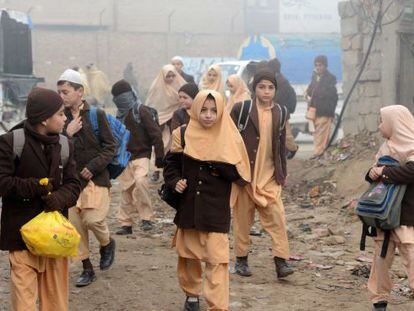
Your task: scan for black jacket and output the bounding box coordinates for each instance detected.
[0,131,81,251]
[164,152,243,233]
[306,70,338,118]
[64,102,116,189]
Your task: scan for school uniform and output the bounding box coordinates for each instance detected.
[164,90,250,311]
[64,101,117,261]
[231,101,290,260]
[0,88,81,310]
[365,105,414,307]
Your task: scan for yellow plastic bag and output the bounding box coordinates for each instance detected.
[20,211,80,258]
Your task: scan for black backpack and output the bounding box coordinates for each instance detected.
[158,126,186,209]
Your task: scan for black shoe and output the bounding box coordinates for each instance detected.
[116,226,132,235]
[274,257,294,278]
[141,220,153,231]
[100,238,116,270]
[287,148,298,160]
[183,297,200,311]
[75,269,97,287]
[372,301,387,311]
[235,256,252,277]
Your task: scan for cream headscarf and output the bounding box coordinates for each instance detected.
[227,74,251,112]
[200,65,225,96]
[87,65,110,103]
[376,105,414,163]
[171,90,251,182]
[145,64,186,125]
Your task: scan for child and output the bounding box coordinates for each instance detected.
[111,79,164,233]
[58,69,117,287]
[230,70,294,279]
[170,83,199,132]
[226,74,250,113]
[367,105,414,311]
[0,87,81,310]
[200,65,225,98]
[164,90,250,311]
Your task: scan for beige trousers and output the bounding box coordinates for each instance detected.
[368,240,414,303]
[118,158,153,224]
[233,188,290,259]
[313,116,333,156]
[69,181,111,261]
[285,121,298,152]
[9,250,68,311]
[178,257,229,310]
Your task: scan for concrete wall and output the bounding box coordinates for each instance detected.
[1,0,247,91]
[339,0,412,134]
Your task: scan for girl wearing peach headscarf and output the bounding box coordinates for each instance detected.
[200,65,225,97]
[146,65,185,182]
[366,105,414,310]
[226,74,251,112]
[163,90,250,311]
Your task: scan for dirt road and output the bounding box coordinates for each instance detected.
[1,151,413,310]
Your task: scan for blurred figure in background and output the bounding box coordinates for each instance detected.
[226,74,250,113]
[86,63,111,106]
[171,56,195,84]
[145,64,185,183]
[305,55,338,159]
[171,83,199,132]
[123,62,139,92]
[200,64,225,98]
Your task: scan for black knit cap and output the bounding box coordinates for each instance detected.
[111,79,132,97]
[252,69,277,91]
[178,83,199,99]
[26,87,64,125]
[314,55,328,67]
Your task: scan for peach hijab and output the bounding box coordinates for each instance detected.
[376,105,414,163]
[226,74,251,112]
[200,65,225,96]
[145,64,186,125]
[171,90,251,182]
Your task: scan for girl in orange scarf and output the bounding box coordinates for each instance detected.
[164,90,250,311]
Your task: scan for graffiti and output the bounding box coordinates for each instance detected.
[182,57,236,84]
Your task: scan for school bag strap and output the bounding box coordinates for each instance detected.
[180,125,186,149]
[237,100,252,132]
[89,106,100,137]
[276,104,288,133]
[12,128,69,167]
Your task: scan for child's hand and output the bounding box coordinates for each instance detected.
[175,179,187,193]
[369,167,384,181]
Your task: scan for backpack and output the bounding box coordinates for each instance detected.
[133,105,159,126]
[158,126,186,210]
[12,128,69,167]
[89,107,131,180]
[237,100,288,134]
[356,156,407,258]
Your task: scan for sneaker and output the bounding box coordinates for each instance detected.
[235,256,252,277]
[141,220,153,231]
[99,238,116,270]
[372,301,387,311]
[75,269,97,287]
[116,226,133,235]
[274,257,294,278]
[183,296,200,311]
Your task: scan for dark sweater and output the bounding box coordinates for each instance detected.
[163,153,243,233]
[0,131,81,251]
[64,102,116,189]
[124,106,164,160]
[306,70,338,118]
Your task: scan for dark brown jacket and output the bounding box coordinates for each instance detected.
[230,101,287,186]
[170,108,190,133]
[306,70,338,118]
[0,131,81,251]
[124,106,164,160]
[164,152,244,233]
[275,73,297,115]
[366,162,414,226]
[64,102,116,189]
[180,71,195,84]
